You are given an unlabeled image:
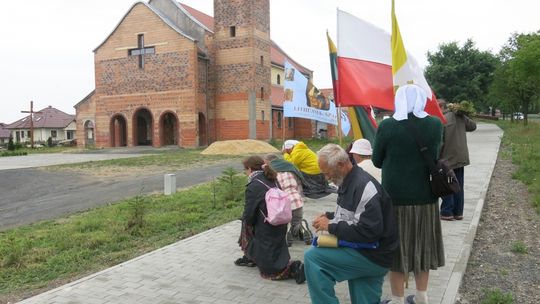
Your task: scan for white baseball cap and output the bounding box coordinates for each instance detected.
[350,139,372,156]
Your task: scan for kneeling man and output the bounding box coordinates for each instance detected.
[304,144,398,304]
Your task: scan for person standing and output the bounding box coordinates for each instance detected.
[438,100,477,221]
[349,138,382,182]
[372,85,444,304]
[235,155,305,284]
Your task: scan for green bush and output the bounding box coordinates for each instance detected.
[481,288,514,304]
[7,136,15,151]
[1,151,27,157]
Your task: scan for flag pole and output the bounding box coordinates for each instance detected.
[337,106,343,146]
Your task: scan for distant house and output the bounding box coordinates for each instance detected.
[6,106,76,144]
[0,123,10,145]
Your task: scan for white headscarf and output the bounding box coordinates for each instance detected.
[392,84,429,121]
[283,139,300,150]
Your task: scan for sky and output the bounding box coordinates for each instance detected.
[0,0,538,124]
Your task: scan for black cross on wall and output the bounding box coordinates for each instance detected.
[128,34,155,68]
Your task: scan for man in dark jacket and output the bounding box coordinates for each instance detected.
[304,144,398,304]
[439,100,477,220]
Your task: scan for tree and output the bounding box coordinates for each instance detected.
[7,135,15,151]
[490,31,540,125]
[425,39,499,112]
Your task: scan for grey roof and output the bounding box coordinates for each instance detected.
[6,106,75,129]
[0,123,10,138]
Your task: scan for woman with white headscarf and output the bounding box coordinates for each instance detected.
[372,85,444,304]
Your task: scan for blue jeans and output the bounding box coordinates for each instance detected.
[304,247,388,304]
[440,167,465,216]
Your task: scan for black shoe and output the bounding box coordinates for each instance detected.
[295,262,306,284]
[234,256,256,267]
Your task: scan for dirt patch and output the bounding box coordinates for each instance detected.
[201,139,279,155]
[456,145,540,303]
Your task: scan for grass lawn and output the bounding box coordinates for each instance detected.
[485,118,540,212]
[0,171,246,299]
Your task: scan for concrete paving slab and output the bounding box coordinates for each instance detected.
[16,123,502,304]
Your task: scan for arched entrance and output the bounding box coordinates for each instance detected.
[160,112,178,146]
[84,120,95,147]
[133,108,153,146]
[198,112,207,147]
[110,115,127,147]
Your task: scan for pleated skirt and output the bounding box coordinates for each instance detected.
[391,203,445,274]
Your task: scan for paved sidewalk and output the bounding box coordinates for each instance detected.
[17,123,502,304]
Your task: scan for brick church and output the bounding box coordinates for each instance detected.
[75,0,330,148]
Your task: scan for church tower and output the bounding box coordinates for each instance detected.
[213,0,271,140]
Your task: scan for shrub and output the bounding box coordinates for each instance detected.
[480,288,514,304]
[7,136,15,151]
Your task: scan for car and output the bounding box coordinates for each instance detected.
[513,112,524,120]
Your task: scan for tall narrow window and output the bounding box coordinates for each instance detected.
[128,34,155,69]
[277,74,281,85]
[230,26,236,37]
[261,110,265,122]
[261,87,264,100]
[260,55,264,65]
[277,112,282,128]
[288,117,293,129]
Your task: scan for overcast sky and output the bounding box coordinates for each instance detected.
[0,0,538,123]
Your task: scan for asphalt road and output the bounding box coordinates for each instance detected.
[0,161,242,231]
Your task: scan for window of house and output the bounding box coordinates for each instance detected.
[288,117,293,129]
[277,112,282,128]
[230,26,236,37]
[67,130,74,140]
[20,131,24,138]
[277,74,281,85]
[51,130,57,138]
[27,130,31,137]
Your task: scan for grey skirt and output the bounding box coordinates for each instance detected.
[391,203,445,274]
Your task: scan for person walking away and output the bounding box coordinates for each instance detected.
[235,155,305,284]
[282,140,334,198]
[438,100,477,221]
[263,154,312,245]
[304,144,398,304]
[372,84,445,304]
[349,138,382,182]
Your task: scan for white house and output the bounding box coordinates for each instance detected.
[6,106,76,144]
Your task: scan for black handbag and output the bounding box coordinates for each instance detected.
[401,120,461,197]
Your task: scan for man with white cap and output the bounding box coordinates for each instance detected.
[349,139,381,182]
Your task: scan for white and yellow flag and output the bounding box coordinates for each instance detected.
[391,0,430,95]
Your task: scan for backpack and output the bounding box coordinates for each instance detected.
[255,179,292,226]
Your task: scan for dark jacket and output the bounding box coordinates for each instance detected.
[372,114,443,205]
[243,173,290,274]
[440,111,477,169]
[326,166,398,268]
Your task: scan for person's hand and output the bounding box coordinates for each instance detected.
[312,214,329,232]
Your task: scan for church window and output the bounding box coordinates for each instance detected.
[230,26,236,37]
[261,110,265,122]
[128,34,155,69]
[260,55,264,65]
[261,87,264,100]
[277,74,281,85]
[277,112,282,128]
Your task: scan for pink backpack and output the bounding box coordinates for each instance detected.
[256,179,292,226]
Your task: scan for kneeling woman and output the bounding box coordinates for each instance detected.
[237,155,305,284]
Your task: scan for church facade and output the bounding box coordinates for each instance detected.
[75,0,327,148]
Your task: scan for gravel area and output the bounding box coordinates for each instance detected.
[456,144,540,303]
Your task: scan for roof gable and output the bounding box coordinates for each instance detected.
[93,1,196,53]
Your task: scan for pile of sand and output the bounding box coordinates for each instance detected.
[201,139,280,155]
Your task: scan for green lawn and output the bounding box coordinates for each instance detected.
[0,172,246,298]
[487,119,540,211]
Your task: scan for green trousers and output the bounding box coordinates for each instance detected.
[304,247,388,304]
